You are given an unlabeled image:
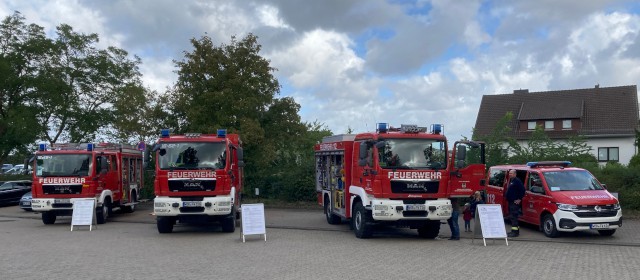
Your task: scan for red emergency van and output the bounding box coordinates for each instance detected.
[485,161,621,237]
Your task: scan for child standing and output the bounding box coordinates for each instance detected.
[463,203,472,232]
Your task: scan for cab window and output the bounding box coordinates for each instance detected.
[489,169,506,188]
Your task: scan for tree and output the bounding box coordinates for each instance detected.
[474,112,512,167]
[0,12,48,165]
[35,24,143,143]
[171,33,329,201]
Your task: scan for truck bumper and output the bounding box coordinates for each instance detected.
[370,199,452,221]
[31,198,99,213]
[154,196,233,216]
[554,209,622,232]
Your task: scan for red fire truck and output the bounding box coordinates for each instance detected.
[151,129,244,234]
[315,123,486,238]
[30,143,144,225]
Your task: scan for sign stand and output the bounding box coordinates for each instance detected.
[71,198,97,231]
[472,204,508,246]
[240,203,266,242]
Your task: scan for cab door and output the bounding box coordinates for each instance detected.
[485,168,508,215]
[522,172,546,226]
[448,141,486,197]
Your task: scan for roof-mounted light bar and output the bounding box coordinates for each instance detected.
[527,161,572,168]
[184,133,201,138]
[431,124,443,134]
[217,129,227,138]
[160,129,171,138]
[400,124,427,133]
[377,123,389,133]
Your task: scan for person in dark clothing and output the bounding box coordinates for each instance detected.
[505,169,525,237]
[469,191,484,218]
[447,198,460,240]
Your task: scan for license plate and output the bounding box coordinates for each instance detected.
[590,223,610,229]
[182,201,202,207]
[54,199,70,204]
[21,201,31,206]
[405,204,426,211]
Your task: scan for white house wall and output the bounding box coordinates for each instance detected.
[510,137,635,165]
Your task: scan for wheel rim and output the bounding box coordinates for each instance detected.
[544,218,553,233]
[355,211,362,230]
[102,204,108,219]
[325,202,330,219]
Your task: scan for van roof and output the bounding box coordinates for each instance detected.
[492,161,581,171]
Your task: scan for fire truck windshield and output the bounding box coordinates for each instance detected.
[377,139,446,170]
[157,142,226,170]
[543,170,605,191]
[36,154,92,177]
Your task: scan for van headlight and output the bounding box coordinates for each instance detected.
[613,203,621,210]
[557,203,578,211]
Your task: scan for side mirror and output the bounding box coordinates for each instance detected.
[238,161,245,168]
[601,183,607,190]
[358,159,367,167]
[456,146,467,161]
[359,142,368,160]
[159,149,166,156]
[374,141,386,149]
[23,158,30,175]
[237,148,244,162]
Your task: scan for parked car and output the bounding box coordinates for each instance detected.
[4,164,30,175]
[20,191,32,211]
[0,180,32,206]
[1,164,13,174]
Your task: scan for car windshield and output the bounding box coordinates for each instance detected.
[543,170,604,191]
[157,142,226,170]
[377,138,446,169]
[36,154,92,177]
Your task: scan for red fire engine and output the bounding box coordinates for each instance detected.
[151,129,244,234]
[30,143,144,225]
[314,123,486,238]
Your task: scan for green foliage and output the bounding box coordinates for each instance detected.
[170,34,332,202]
[590,163,640,210]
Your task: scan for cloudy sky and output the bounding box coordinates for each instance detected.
[2,0,639,140]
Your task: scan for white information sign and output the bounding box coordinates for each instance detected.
[241,203,266,242]
[71,199,96,231]
[474,204,508,246]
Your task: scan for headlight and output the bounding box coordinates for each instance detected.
[557,203,578,211]
[218,201,231,206]
[613,203,621,210]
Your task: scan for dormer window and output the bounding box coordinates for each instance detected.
[562,119,572,129]
[545,121,554,130]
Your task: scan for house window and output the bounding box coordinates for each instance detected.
[562,119,572,129]
[527,121,536,130]
[598,147,619,162]
[545,121,554,130]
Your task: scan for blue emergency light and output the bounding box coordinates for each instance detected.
[377,123,389,133]
[38,143,47,151]
[431,124,442,134]
[527,161,571,168]
[217,129,227,138]
[160,129,170,138]
[87,143,94,151]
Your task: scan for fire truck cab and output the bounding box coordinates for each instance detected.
[30,143,144,225]
[315,123,486,238]
[485,161,622,237]
[152,129,244,234]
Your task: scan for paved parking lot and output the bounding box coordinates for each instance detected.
[1,202,639,279]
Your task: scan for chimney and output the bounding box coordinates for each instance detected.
[595,84,600,88]
[513,89,529,94]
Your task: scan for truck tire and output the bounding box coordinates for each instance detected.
[157,217,175,233]
[122,191,136,213]
[221,207,236,233]
[542,214,558,238]
[96,200,110,224]
[598,229,616,236]
[417,221,441,239]
[325,198,341,225]
[353,201,373,239]
[42,212,56,225]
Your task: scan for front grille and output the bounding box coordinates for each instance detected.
[577,205,617,211]
[168,180,216,192]
[390,181,439,194]
[574,211,618,218]
[403,211,428,217]
[180,207,205,213]
[402,199,426,204]
[43,184,82,195]
[181,197,204,201]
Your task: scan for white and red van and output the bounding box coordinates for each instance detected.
[485,161,621,237]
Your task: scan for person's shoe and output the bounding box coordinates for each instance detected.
[507,231,519,237]
[448,236,460,240]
